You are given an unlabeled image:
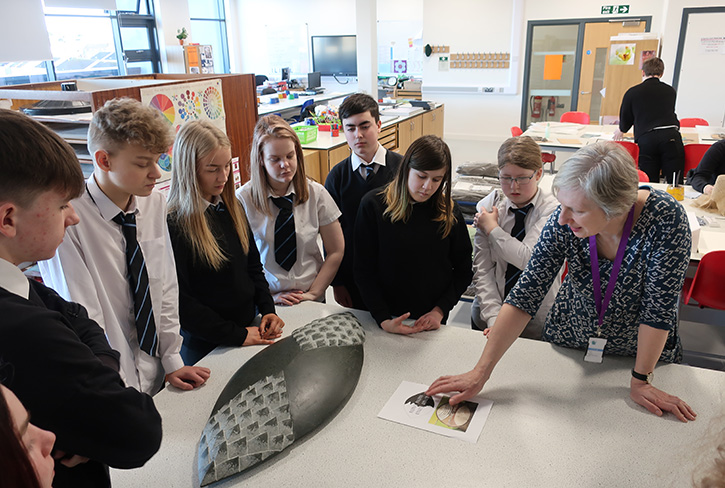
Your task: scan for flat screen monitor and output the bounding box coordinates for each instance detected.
[311,35,357,76]
[307,71,321,89]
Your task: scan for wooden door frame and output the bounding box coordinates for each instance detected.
[520,16,651,129]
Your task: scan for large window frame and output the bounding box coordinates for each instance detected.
[189,0,230,74]
[0,1,160,86]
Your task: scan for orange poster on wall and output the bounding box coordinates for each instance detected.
[543,54,563,80]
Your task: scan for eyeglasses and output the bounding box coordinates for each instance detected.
[499,173,536,186]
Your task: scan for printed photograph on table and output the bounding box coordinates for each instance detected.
[379,381,493,443]
[428,396,476,432]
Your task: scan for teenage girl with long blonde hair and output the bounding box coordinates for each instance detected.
[167,120,284,365]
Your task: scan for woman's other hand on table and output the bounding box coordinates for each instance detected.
[630,379,697,422]
[613,128,624,141]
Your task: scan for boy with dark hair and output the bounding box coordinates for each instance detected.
[0,108,162,488]
[325,93,402,309]
[40,98,210,394]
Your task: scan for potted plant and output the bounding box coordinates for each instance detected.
[176,27,188,45]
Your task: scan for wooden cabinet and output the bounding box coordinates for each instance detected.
[302,149,320,182]
[324,145,352,180]
[397,114,423,155]
[378,124,397,150]
[422,105,444,139]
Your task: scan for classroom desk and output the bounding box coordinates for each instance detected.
[257,91,352,117]
[523,122,711,154]
[110,301,725,488]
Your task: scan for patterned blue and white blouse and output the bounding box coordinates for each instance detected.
[506,188,691,363]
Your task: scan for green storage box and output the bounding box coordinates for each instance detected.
[293,125,318,144]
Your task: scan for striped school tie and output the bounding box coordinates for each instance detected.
[362,163,375,181]
[504,203,533,298]
[271,195,297,271]
[112,212,158,356]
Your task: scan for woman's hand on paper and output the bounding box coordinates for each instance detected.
[426,369,489,406]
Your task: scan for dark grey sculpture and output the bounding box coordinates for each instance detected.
[197,312,365,486]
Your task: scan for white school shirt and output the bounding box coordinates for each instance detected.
[351,142,387,178]
[0,258,29,299]
[471,187,561,336]
[39,175,184,394]
[236,180,341,295]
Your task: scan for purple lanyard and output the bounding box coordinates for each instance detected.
[589,205,635,336]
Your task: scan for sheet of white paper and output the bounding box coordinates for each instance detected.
[697,232,725,254]
[377,381,493,443]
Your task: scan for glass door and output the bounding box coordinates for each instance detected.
[521,17,651,129]
[521,23,580,129]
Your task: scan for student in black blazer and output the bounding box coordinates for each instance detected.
[0,109,162,488]
[325,93,402,310]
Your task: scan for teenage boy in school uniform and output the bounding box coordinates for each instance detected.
[324,93,402,309]
[40,98,211,395]
[0,109,162,488]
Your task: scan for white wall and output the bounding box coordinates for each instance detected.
[217,0,722,165]
[227,0,356,78]
[153,0,191,73]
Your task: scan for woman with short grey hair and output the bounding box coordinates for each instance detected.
[429,141,696,423]
[553,143,639,218]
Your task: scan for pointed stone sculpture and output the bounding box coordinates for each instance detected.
[197,312,365,486]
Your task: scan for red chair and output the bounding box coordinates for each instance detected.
[614,140,640,166]
[560,111,590,124]
[511,126,523,137]
[682,251,725,309]
[684,144,711,174]
[680,118,709,128]
[637,170,649,182]
[541,151,556,173]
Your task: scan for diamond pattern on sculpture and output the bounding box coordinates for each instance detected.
[292,311,365,351]
[198,373,293,486]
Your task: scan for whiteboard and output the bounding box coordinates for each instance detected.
[674,10,725,127]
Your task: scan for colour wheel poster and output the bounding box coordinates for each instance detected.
[140,79,226,181]
[378,381,492,443]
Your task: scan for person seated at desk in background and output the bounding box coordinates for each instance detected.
[354,135,473,335]
[613,57,684,184]
[324,93,403,310]
[687,140,725,195]
[0,384,57,488]
[167,120,284,366]
[428,142,697,423]
[39,98,211,395]
[0,109,162,488]
[237,115,344,306]
[471,136,560,339]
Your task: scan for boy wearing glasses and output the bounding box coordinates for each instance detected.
[471,136,559,338]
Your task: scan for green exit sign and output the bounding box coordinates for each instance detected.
[602,4,630,14]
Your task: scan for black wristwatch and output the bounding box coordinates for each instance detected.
[631,369,653,384]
